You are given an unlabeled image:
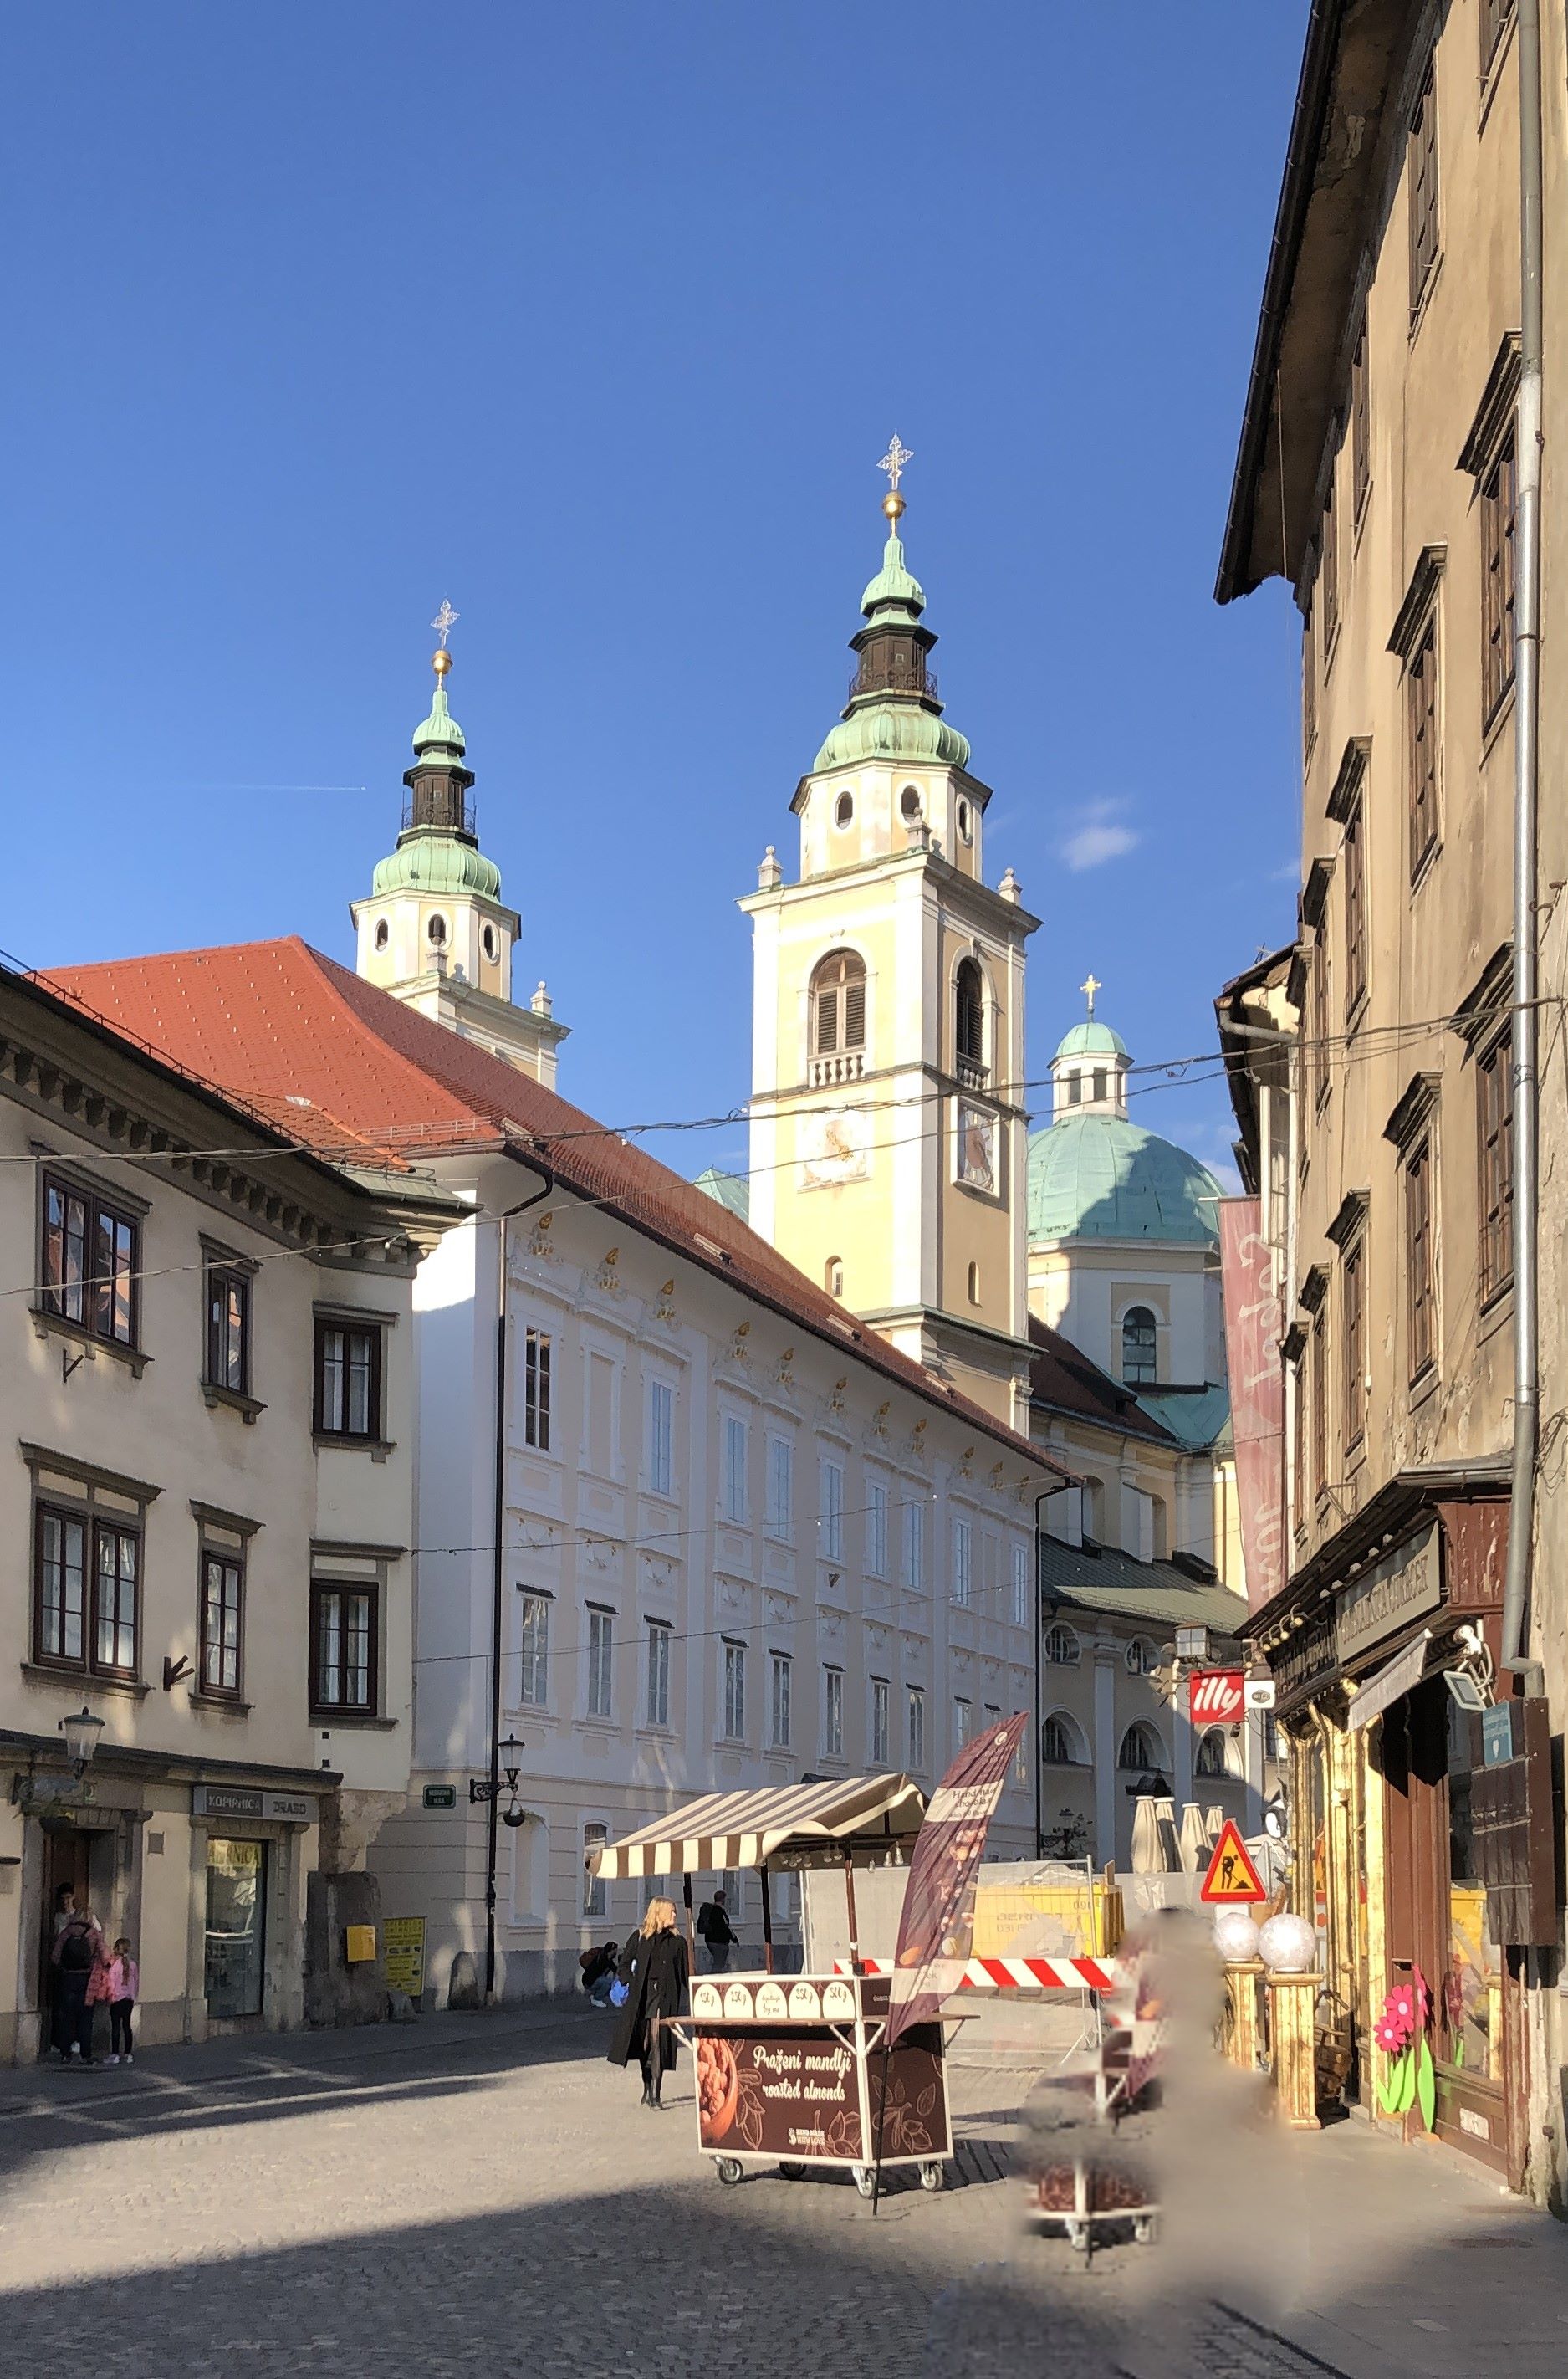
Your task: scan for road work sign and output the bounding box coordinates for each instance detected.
[1200,1819,1267,1905]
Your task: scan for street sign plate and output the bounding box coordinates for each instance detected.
[1189,1670,1245,1724]
[1200,1819,1268,1905]
[1244,1677,1277,1711]
[422,1783,457,1809]
[1482,1703,1519,1767]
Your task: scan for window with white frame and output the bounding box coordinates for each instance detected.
[723,1640,746,1740]
[820,1458,845,1561]
[907,1684,926,1771]
[523,1327,552,1450]
[769,1652,792,1748]
[871,1676,890,1765]
[1044,1622,1081,1667]
[824,1665,844,1758]
[723,1415,748,1523]
[952,1517,973,1608]
[646,1379,673,1497]
[866,1480,889,1578]
[1011,1541,1029,1628]
[586,1608,613,1719]
[903,1496,925,1590]
[1125,1635,1157,1676]
[766,1435,794,1539]
[646,1619,671,1727]
[583,1822,607,1917]
[953,1695,973,1750]
[519,1592,549,1707]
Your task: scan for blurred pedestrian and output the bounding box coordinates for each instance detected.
[607,1897,688,2109]
[696,1888,737,1973]
[580,1939,619,2008]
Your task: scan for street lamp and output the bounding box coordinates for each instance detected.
[471,1732,526,1826]
[59,1707,105,1775]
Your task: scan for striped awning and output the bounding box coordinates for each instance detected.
[586,1773,927,1881]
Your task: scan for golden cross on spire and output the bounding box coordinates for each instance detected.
[1080,972,1102,1018]
[877,432,913,494]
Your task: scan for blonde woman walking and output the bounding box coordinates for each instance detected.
[606,1897,689,2109]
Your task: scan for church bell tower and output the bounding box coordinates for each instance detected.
[351,605,568,1084]
[740,443,1039,1430]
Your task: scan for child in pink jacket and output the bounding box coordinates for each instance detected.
[104,1938,139,2064]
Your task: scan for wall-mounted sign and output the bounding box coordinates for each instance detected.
[1244,1677,1277,1711]
[192,1785,316,1825]
[422,1783,457,1809]
[1188,1670,1245,1725]
[1336,1525,1442,1666]
[383,1916,426,1997]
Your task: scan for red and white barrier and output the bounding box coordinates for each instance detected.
[835,1954,1120,1993]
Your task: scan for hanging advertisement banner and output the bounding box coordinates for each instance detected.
[1218,1196,1286,1611]
[883,1711,1028,2054]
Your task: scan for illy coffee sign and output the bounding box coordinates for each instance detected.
[1187,1670,1246,1725]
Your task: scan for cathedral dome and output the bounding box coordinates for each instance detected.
[372,832,502,901]
[1054,1018,1128,1062]
[1027,1113,1221,1246]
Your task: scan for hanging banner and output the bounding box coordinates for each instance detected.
[883,1711,1028,2054]
[1217,1196,1285,1611]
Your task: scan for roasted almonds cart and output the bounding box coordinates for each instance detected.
[586,1773,953,2197]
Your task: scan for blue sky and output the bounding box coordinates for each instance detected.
[8,4,1305,1190]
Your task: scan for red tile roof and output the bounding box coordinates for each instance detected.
[1027,1315,1178,1446]
[44,939,1064,1476]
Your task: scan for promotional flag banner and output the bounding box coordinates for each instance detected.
[1217,1196,1286,1611]
[883,1710,1029,2053]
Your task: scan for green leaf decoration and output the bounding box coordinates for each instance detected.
[1454,2038,1464,2070]
[1397,2054,1417,2114]
[1376,2059,1405,2116]
[1416,2039,1437,2132]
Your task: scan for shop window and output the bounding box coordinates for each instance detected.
[310,1579,378,1715]
[204,1838,267,2020]
[1446,1698,1500,2080]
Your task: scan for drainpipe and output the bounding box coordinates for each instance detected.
[483,1159,555,2006]
[1034,1482,1073,1860]
[1503,0,1545,1698]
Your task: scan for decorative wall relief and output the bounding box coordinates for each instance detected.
[800,1105,871,1189]
[775,1345,796,1389]
[527,1210,559,1262]
[955,1102,998,1194]
[830,1376,847,1416]
[907,1418,928,1462]
[871,1401,891,1440]
[594,1246,624,1297]
[653,1278,678,1327]
[958,1445,975,1481]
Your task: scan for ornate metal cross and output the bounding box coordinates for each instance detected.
[431,598,460,649]
[1080,972,1102,1017]
[877,433,913,493]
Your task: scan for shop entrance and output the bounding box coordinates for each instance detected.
[204,1837,268,2022]
[36,1823,110,2057]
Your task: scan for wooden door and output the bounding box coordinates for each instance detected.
[38,1826,91,2050]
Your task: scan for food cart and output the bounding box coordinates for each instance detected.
[586,1773,953,2197]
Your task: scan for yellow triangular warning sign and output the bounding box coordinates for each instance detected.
[1200,1819,1267,1904]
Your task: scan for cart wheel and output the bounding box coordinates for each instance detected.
[713,2158,745,2187]
[1134,2214,1159,2246]
[918,2161,945,2193]
[1065,2221,1093,2268]
[852,2166,876,2200]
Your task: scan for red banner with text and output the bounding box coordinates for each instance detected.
[1218,1195,1285,1611]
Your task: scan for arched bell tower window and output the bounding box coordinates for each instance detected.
[427,913,448,949]
[810,950,866,1085]
[825,1256,844,1299]
[1121,1306,1157,1385]
[954,959,985,1087]
[373,920,390,952]
[900,785,922,822]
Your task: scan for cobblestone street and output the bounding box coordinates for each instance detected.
[0,2007,1561,2378]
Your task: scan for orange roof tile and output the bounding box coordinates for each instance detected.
[44,939,1064,1476]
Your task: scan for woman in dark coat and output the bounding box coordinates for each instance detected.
[607,1897,689,2108]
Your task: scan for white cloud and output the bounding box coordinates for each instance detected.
[1060,801,1140,872]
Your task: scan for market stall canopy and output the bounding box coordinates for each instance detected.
[586,1774,927,1880]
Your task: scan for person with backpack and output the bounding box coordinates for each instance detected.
[51,1905,105,2064]
[695,1888,737,1974]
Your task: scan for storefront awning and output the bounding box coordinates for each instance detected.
[1346,1629,1434,1731]
[586,1773,927,1880]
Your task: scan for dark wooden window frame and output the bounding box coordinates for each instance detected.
[1341,1235,1366,1456]
[1481,0,1515,79]
[1479,433,1518,729]
[1407,614,1440,877]
[1351,320,1371,524]
[199,1547,246,1701]
[954,958,984,1070]
[1320,469,1341,660]
[204,1258,253,1400]
[313,1315,385,1443]
[1408,61,1441,323]
[1405,1133,1438,1386]
[309,1577,380,1716]
[40,1169,142,1353]
[33,1498,142,1682]
[1477,1026,1514,1306]
[1310,1307,1329,1503]
[1343,797,1367,1024]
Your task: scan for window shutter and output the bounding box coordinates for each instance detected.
[843,977,866,1049]
[816,985,839,1053]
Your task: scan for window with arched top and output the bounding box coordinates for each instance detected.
[1043,1623,1081,1668]
[834,790,854,829]
[1040,1712,1086,1767]
[1196,1727,1241,1780]
[811,950,866,1061]
[1117,1721,1166,1773]
[373,920,389,951]
[966,1260,980,1306]
[1121,1307,1157,1385]
[1125,1636,1157,1676]
[956,797,973,844]
[482,923,499,963]
[427,913,447,948]
[825,1256,844,1300]
[900,785,922,821]
[954,959,984,1077]
[1149,1493,1169,1561]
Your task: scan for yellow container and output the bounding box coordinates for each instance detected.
[972,1879,1125,1960]
[345,1923,378,1965]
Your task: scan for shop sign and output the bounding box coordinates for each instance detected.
[1274,1609,1337,1706]
[192,1785,317,1824]
[1482,1704,1518,1767]
[1188,1670,1245,1725]
[384,1918,426,1996]
[1336,1525,1442,1667]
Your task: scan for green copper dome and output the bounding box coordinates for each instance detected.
[1028,1114,1221,1246]
[1055,1019,1129,1062]
[371,833,502,900]
[861,531,926,617]
[814,703,972,773]
[412,683,466,758]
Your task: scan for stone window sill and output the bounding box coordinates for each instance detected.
[20,1660,150,1700]
[203,1383,265,1425]
[31,1310,150,1378]
[314,1434,396,1465]
[191,1691,254,1716]
[309,1709,395,1729]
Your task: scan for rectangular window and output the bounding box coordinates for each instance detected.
[952,1517,973,1609]
[1310,930,1330,1108]
[93,1522,137,1678]
[1344,800,1366,1019]
[646,1378,673,1497]
[205,1264,251,1396]
[200,1551,243,1698]
[766,1436,793,1539]
[310,1581,376,1713]
[903,1496,925,1591]
[723,1640,746,1741]
[1011,1540,1029,1629]
[35,1506,141,1680]
[824,1666,844,1760]
[646,1619,671,1727]
[1342,1238,1366,1455]
[953,1696,973,1751]
[1482,0,1514,76]
[1478,1030,1514,1303]
[769,1652,792,1749]
[981,1530,1000,1614]
[1311,1309,1328,1502]
[524,1327,552,1451]
[723,1416,748,1524]
[314,1318,381,1440]
[1351,322,1371,519]
[1407,611,1439,876]
[1292,1355,1308,1527]
[1409,63,1440,318]
[871,1676,890,1767]
[1302,604,1317,761]
[37,1507,86,1666]
[519,1593,549,1707]
[583,1822,607,1919]
[43,1174,138,1348]
[1406,1135,1436,1383]
[1320,481,1340,655]
[907,1684,926,1772]
[587,1608,614,1720]
[866,1481,889,1578]
[820,1459,844,1562]
[1481,435,1517,724]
